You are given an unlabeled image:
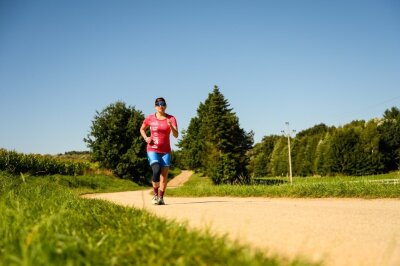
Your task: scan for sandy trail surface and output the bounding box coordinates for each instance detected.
[82,171,400,266]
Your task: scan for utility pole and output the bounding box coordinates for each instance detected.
[281,122,295,185]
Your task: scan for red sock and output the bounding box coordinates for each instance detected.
[153,187,159,196]
[159,190,165,198]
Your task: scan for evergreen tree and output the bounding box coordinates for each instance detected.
[325,126,360,175]
[356,120,384,174]
[379,107,400,171]
[269,137,288,176]
[295,123,329,138]
[314,132,332,176]
[248,135,280,177]
[176,117,203,170]
[177,86,253,184]
[325,120,383,176]
[292,124,330,176]
[292,137,313,176]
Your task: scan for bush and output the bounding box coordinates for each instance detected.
[84,101,150,183]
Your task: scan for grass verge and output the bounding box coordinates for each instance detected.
[168,172,400,198]
[0,171,307,266]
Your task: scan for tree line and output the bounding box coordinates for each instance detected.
[248,108,400,177]
[83,87,400,184]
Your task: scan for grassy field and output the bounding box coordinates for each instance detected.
[0,171,308,266]
[168,171,400,198]
[3,168,396,265]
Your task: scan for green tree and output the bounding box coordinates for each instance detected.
[84,101,149,183]
[269,137,288,176]
[324,120,383,176]
[379,107,400,171]
[292,124,330,176]
[175,117,203,170]
[251,107,400,177]
[248,135,280,177]
[326,125,360,175]
[314,131,336,176]
[178,86,253,184]
[292,137,309,176]
[347,120,383,175]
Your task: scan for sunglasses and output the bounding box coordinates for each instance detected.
[155,101,166,107]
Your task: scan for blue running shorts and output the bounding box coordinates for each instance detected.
[147,152,171,167]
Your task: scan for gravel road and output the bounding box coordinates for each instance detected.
[82,171,400,266]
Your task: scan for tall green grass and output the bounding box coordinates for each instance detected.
[0,172,307,266]
[168,172,400,198]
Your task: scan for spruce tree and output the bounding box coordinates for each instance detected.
[178,86,253,184]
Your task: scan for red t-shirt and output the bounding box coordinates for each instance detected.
[142,114,177,153]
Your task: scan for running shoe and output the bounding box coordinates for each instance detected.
[152,195,158,205]
[157,197,165,205]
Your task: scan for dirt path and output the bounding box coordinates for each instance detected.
[166,170,193,188]
[82,171,400,266]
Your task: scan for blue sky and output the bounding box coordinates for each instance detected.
[1,0,399,154]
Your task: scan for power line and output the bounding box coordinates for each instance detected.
[361,95,400,111]
[333,95,400,125]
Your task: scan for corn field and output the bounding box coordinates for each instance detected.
[0,148,90,176]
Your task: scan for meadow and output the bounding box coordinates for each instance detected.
[0,171,308,266]
[168,172,400,198]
